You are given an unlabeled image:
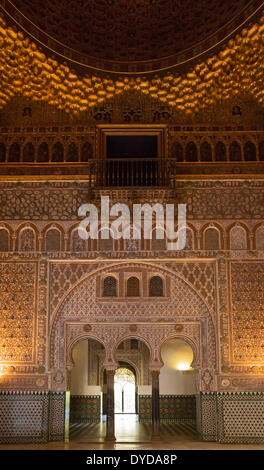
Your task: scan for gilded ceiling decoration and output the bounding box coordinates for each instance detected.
[0,4,264,115]
[3,0,253,72]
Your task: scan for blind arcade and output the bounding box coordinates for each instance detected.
[78,197,187,251]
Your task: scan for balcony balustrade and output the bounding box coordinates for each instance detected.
[86,158,176,188]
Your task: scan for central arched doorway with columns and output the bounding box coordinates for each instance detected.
[114,366,137,414]
[48,261,218,442]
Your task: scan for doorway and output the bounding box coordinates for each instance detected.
[105,135,159,186]
[114,367,136,414]
[107,135,158,159]
[159,337,197,428]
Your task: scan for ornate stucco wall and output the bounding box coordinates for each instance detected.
[0,175,263,442]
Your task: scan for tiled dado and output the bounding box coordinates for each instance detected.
[0,391,65,444]
[70,395,100,423]
[200,392,264,444]
[138,395,196,421]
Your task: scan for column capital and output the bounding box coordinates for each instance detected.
[103,363,118,372]
[149,361,163,372]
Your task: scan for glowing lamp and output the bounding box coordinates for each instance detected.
[177,362,191,371]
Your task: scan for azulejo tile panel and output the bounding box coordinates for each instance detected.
[0,391,49,444]
[200,392,217,442]
[200,392,264,444]
[217,392,264,444]
[138,395,196,421]
[70,395,101,423]
[0,391,65,444]
[49,392,66,441]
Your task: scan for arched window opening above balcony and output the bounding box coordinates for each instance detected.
[103,276,117,297]
[52,142,64,163]
[46,229,61,251]
[0,229,9,252]
[186,142,198,162]
[204,228,220,250]
[127,277,140,297]
[149,276,164,297]
[37,143,49,163]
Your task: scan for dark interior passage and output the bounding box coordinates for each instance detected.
[105,135,159,186]
[107,136,158,159]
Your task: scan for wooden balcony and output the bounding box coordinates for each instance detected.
[87,158,177,188]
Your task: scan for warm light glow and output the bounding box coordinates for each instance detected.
[161,338,194,371]
[0,13,264,115]
[177,362,191,371]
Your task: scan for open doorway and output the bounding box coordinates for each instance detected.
[107,135,158,159]
[113,338,151,441]
[69,338,106,442]
[159,337,197,438]
[114,367,136,414]
[105,135,159,186]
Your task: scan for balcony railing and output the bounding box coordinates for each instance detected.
[86,158,177,188]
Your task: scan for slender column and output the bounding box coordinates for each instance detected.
[11,233,16,252]
[249,234,254,250]
[105,369,116,441]
[197,232,202,250]
[151,370,160,439]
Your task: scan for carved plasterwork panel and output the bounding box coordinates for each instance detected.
[218,375,264,391]
[0,262,38,364]
[0,181,264,220]
[217,258,230,370]
[49,262,102,313]
[0,374,48,391]
[50,320,216,392]
[65,322,202,368]
[49,261,216,321]
[229,261,264,367]
[48,261,217,391]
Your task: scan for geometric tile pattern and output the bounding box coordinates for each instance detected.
[138,395,152,421]
[218,392,264,444]
[0,392,65,444]
[160,395,196,421]
[0,392,49,443]
[200,392,264,444]
[70,395,100,423]
[139,395,196,421]
[48,392,65,441]
[200,392,217,442]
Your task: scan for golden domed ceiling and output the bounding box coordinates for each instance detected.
[1,0,261,73]
[0,1,264,118]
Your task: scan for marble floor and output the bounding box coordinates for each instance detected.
[0,415,264,450]
[70,415,197,443]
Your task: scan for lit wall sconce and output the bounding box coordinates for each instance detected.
[177,362,191,371]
